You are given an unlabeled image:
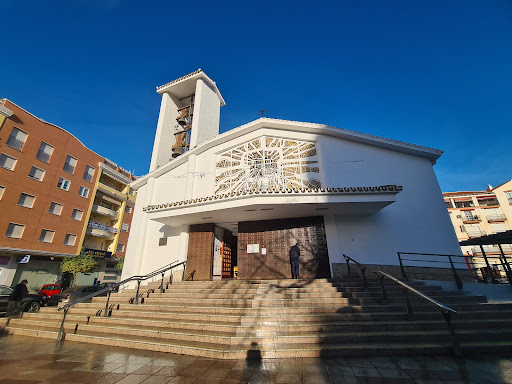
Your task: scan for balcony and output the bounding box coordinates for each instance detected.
[467,230,485,238]
[86,221,118,239]
[471,244,512,254]
[487,214,507,221]
[462,215,481,223]
[91,204,119,218]
[6,136,25,151]
[97,182,128,201]
[477,199,499,207]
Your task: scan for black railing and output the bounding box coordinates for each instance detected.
[56,260,187,341]
[398,251,512,288]
[343,254,368,290]
[343,255,461,356]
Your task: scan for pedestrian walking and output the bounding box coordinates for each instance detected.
[7,279,29,317]
[290,242,300,279]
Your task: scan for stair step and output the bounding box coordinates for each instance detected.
[4,277,512,359]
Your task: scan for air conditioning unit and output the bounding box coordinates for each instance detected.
[460,225,466,232]
[456,215,462,219]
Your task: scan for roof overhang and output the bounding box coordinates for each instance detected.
[144,186,402,230]
[156,69,226,106]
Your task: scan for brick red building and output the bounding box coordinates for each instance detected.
[0,99,136,291]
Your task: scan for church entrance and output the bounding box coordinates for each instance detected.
[184,217,330,281]
[237,216,330,280]
[185,224,234,281]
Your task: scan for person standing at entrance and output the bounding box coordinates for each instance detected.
[290,243,300,279]
[7,279,29,317]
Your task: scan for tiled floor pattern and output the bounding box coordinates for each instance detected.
[0,335,511,383]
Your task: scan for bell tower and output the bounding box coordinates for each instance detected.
[149,69,225,171]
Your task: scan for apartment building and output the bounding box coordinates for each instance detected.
[0,99,136,292]
[443,180,512,278]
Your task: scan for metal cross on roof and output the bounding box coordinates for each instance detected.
[259,109,266,117]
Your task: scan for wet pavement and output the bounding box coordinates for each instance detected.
[0,335,512,383]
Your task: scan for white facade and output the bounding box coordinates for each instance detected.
[122,71,461,282]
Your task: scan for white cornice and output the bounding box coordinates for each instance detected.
[132,118,443,189]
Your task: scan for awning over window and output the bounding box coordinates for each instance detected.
[453,197,472,202]
[476,196,495,200]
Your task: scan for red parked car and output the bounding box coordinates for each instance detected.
[38,284,62,297]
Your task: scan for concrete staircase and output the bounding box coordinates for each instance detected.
[2,278,512,359]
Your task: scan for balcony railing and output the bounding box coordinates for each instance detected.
[478,200,499,207]
[91,204,119,218]
[467,230,485,238]
[6,136,25,151]
[463,215,481,223]
[87,221,118,233]
[36,150,51,163]
[487,214,507,221]
[97,182,127,200]
[472,244,512,254]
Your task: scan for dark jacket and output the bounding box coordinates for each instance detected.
[290,245,300,260]
[9,283,28,302]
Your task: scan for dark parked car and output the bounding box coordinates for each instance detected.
[47,285,108,306]
[0,285,48,316]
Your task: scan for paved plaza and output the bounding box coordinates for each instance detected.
[0,335,511,384]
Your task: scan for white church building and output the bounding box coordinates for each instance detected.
[122,69,461,282]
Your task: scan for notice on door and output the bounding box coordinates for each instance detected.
[247,244,260,253]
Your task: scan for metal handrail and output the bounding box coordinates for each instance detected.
[398,251,512,288]
[375,271,456,314]
[343,254,461,356]
[343,254,368,290]
[56,259,187,341]
[398,252,464,290]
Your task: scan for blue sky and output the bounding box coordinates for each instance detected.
[1,0,511,192]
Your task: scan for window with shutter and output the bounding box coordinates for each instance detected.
[63,155,77,174]
[49,202,63,215]
[36,142,54,163]
[64,234,76,246]
[72,209,83,221]
[0,153,17,170]
[6,127,28,151]
[17,193,35,208]
[39,229,55,243]
[28,166,45,181]
[6,223,25,238]
[83,165,95,182]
